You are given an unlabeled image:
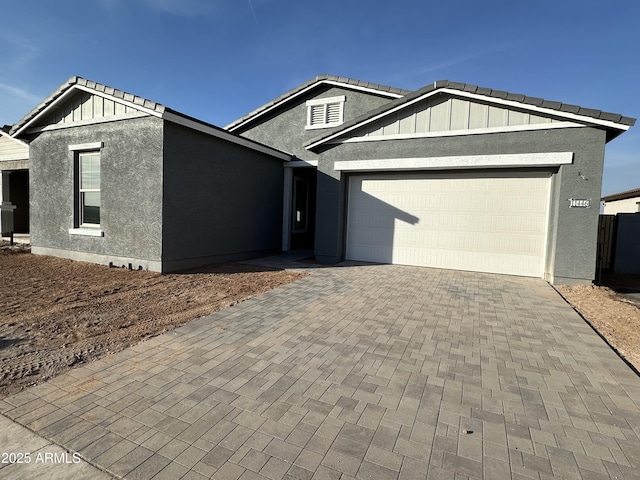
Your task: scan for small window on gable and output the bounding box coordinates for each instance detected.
[306,95,346,129]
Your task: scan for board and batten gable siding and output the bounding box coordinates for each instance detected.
[0,135,28,160]
[39,91,148,128]
[349,95,576,139]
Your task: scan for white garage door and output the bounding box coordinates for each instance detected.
[346,171,551,277]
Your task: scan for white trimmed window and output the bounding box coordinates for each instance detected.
[68,142,104,237]
[78,151,101,226]
[305,95,346,129]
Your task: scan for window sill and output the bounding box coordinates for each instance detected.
[69,227,104,237]
[305,122,343,130]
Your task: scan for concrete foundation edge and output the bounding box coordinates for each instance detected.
[30,246,280,273]
[31,246,162,272]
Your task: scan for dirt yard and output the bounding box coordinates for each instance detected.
[0,244,304,398]
[555,273,640,373]
[2,244,639,399]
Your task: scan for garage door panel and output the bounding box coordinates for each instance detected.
[347,172,550,277]
[391,248,542,276]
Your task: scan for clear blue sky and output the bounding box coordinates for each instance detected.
[1,0,637,195]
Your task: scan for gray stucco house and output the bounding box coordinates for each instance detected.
[6,75,635,284]
[9,77,289,272]
[602,187,640,214]
[228,75,635,285]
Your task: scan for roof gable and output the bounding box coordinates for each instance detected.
[337,92,582,142]
[10,77,165,137]
[28,88,155,132]
[306,80,636,150]
[10,76,291,161]
[225,74,410,132]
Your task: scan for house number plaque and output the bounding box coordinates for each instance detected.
[568,198,591,208]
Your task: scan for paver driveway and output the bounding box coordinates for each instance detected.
[2,261,640,479]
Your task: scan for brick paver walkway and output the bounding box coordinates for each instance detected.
[2,261,639,479]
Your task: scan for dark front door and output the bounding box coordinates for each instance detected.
[290,168,316,250]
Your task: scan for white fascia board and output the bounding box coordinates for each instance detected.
[334,122,583,145]
[333,152,574,172]
[307,88,630,150]
[226,80,404,132]
[163,111,291,161]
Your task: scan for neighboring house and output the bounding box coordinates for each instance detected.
[602,187,640,214]
[228,75,635,285]
[5,74,636,284]
[9,77,290,272]
[0,127,29,236]
[600,187,640,275]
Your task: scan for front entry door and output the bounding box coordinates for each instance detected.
[292,176,309,234]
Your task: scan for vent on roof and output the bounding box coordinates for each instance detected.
[306,95,345,130]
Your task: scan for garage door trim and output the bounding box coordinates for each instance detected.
[335,152,572,172]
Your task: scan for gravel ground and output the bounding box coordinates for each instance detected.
[555,273,640,374]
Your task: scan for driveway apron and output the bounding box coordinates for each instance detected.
[1,261,640,479]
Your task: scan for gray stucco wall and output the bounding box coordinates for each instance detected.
[28,116,164,268]
[313,126,607,283]
[235,86,395,161]
[161,122,284,271]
